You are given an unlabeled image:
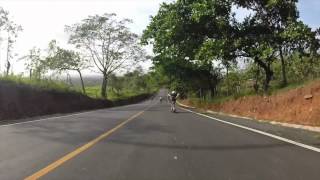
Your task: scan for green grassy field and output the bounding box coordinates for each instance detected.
[85,86,151,100]
[0,75,76,93]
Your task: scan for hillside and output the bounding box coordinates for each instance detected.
[182,81,320,127]
[0,80,151,122]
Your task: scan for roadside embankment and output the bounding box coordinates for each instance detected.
[0,80,153,122]
[181,81,320,127]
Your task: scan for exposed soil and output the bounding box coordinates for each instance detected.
[182,81,320,127]
[0,80,151,122]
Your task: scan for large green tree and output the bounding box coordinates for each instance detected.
[142,0,233,96]
[66,13,147,99]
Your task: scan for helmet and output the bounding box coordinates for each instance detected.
[171,91,176,94]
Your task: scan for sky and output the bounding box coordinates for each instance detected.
[0,0,319,75]
[0,0,172,74]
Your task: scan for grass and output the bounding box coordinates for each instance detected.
[0,75,77,93]
[270,78,320,94]
[85,86,154,100]
[85,86,101,99]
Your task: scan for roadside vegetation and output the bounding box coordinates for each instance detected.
[142,0,320,104]
[0,6,163,122]
[1,0,319,124]
[0,75,74,92]
[0,7,159,102]
[85,68,160,100]
[0,70,159,101]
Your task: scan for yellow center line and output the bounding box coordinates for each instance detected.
[24,110,146,180]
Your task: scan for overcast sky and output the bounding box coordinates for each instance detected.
[0,0,172,74]
[0,0,319,74]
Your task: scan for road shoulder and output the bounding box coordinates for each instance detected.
[178,102,320,149]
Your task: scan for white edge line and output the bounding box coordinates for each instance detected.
[180,107,320,153]
[0,110,100,127]
[177,101,320,133]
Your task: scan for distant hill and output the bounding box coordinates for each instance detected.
[71,75,103,86]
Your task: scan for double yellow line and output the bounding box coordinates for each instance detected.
[25,110,146,180]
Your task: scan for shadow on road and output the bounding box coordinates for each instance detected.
[107,139,294,152]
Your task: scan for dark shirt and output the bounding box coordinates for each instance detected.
[170,93,177,101]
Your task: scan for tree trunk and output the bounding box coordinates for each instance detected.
[264,67,273,93]
[253,66,260,93]
[310,56,315,79]
[279,47,287,87]
[101,73,108,99]
[5,61,10,76]
[5,38,10,76]
[208,76,217,98]
[0,31,1,72]
[29,69,32,79]
[77,69,86,94]
[255,57,273,93]
[210,87,216,98]
[226,66,229,96]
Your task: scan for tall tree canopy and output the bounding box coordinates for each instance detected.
[142,0,234,95]
[66,13,147,99]
[143,0,318,95]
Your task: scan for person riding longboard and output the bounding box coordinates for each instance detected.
[167,91,179,112]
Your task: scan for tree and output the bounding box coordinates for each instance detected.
[108,74,123,96]
[233,0,300,92]
[280,21,319,79]
[4,20,22,75]
[144,0,318,96]
[21,47,47,79]
[46,40,88,94]
[65,13,147,99]
[123,66,148,92]
[0,7,22,75]
[0,7,9,72]
[142,0,233,96]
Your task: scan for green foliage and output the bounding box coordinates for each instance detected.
[274,53,320,83]
[143,0,320,101]
[46,40,87,72]
[45,40,88,94]
[86,69,160,100]
[21,47,48,80]
[142,0,234,96]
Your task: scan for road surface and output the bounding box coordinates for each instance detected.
[0,90,320,180]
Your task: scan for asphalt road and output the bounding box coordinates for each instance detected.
[1,90,320,180]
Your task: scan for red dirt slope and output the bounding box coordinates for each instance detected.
[184,81,320,127]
